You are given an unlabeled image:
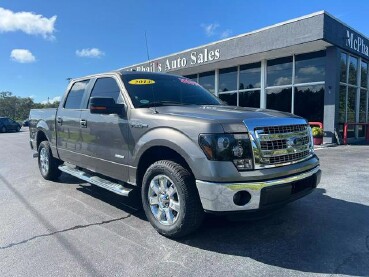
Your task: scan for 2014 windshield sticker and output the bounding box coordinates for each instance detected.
[179,78,200,86]
[129,79,155,85]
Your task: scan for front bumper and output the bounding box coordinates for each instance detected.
[196,166,321,212]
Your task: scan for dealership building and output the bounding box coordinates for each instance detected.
[121,11,369,144]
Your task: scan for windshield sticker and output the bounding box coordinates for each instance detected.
[129,79,155,85]
[179,78,200,86]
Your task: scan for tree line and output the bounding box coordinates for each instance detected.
[0,91,60,121]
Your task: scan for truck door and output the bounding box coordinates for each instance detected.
[56,79,90,166]
[79,76,130,181]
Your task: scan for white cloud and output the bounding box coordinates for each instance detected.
[201,23,219,37]
[0,7,56,39]
[41,96,61,104]
[76,48,105,58]
[10,49,36,63]
[220,29,232,39]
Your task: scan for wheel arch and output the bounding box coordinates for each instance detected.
[135,145,194,188]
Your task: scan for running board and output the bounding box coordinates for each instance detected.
[58,165,132,197]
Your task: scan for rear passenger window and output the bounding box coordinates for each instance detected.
[64,80,89,109]
[89,77,123,106]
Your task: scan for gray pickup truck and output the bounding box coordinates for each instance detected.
[29,71,321,237]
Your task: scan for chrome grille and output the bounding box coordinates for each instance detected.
[268,150,310,164]
[255,124,312,165]
[259,124,307,134]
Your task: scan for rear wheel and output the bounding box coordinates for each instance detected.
[141,160,204,238]
[38,141,62,180]
[1,126,6,133]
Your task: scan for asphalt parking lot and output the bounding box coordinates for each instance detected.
[0,129,368,277]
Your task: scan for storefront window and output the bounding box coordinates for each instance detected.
[295,51,325,84]
[359,89,367,122]
[348,56,358,85]
[198,71,215,94]
[340,53,347,83]
[239,62,261,89]
[294,85,324,122]
[361,61,368,88]
[267,57,292,87]
[266,87,292,112]
[239,90,260,108]
[347,87,357,122]
[219,92,237,106]
[339,85,347,123]
[219,67,237,92]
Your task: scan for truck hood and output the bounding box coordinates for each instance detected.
[154,105,303,122]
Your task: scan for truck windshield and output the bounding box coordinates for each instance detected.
[121,73,221,108]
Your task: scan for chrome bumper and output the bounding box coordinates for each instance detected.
[196,166,321,212]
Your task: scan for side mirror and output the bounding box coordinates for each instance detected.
[89,97,125,115]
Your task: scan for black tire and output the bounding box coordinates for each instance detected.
[141,160,204,238]
[38,141,62,180]
[1,126,6,133]
[16,126,20,132]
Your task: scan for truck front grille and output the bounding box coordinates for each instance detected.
[255,124,312,166]
[260,124,307,134]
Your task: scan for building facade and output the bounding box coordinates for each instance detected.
[121,11,369,144]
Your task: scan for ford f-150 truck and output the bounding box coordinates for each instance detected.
[29,71,321,237]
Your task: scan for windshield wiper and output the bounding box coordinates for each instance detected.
[139,101,189,108]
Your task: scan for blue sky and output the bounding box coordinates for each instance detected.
[1,0,369,103]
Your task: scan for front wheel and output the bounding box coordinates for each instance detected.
[141,160,204,238]
[16,126,20,132]
[38,141,62,180]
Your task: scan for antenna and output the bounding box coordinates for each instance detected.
[145,31,150,61]
[144,31,158,114]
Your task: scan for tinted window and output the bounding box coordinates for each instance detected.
[89,77,123,106]
[267,57,293,87]
[295,51,325,84]
[239,90,260,108]
[359,89,367,122]
[347,86,356,122]
[266,87,292,112]
[219,67,237,92]
[361,61,368,88]
[339,85,347,123]
[121,74,221,108]
[340,53,347,82]
[239,62,261,89]
[64,80,89,109]
[219,92,237,106]
[198,71,215,94]
[348,56,358,85]
[294,85,324,122]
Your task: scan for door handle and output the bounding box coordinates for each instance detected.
[80,119,87,128]
[57,117,63,125]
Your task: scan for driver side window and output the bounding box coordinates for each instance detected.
[88,77,124,107]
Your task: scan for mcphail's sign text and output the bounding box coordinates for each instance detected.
[346,30,369,57]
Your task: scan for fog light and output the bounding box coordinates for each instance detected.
[233,159,253,170]
[233,191,251,206]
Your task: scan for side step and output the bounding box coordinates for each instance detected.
[58,165,132,197]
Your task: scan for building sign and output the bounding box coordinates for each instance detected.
[133,48,220,72]
[346,30,369,57]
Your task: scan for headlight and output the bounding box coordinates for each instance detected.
[199,133,254,170]
[308,126,315,153]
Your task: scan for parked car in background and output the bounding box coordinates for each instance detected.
[0,117,21,133]
[22,119,30,127]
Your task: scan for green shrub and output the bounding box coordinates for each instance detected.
[311,127,324,138]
